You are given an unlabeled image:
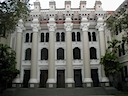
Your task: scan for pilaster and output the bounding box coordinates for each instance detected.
[80,19,93,87]
[47,18,56,88]
[29,18,40,88]
[64,17,74,88]
[96,22,109,87]
[12,19,25,88]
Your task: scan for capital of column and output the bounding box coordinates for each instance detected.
[31,18,41,32]
[96,23,104,32]
[16,19,25,33]
[47,23,56,32]
[64,23,73,32]
[80,23,89,32]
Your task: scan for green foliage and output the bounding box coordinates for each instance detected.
[0,44,19,88]
[101,39,122,76]
[0,0,30,37]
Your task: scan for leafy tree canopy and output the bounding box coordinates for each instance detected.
[0,0,30,38]
[0,44,19,89]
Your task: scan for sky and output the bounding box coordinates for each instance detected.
[29,0,125,11]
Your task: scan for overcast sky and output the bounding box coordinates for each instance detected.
[30,0,125,11]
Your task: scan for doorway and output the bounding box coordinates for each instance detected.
[57,70,65,88]
[91,69,100,87]
[74,69,83,87]
[40,70,48,88]
[23,70,30,88]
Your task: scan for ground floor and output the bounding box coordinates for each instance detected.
[13,65,110,88]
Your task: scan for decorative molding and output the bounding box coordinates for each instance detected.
[16,19,25,33]
[31,24,41,32]
[80,23,89,32]
[47,23,56,32]
[96,23,104,31]
[64,23,73,32]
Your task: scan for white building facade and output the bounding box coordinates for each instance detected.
[11,0,110,88]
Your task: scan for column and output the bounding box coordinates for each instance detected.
[96,23,109,86]
[64,17,74,88]
[47,18,56,88]
[29,18,40,88]
[13,19,24,87]
[80,18,92,87]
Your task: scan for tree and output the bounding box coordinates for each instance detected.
[101,39,122,76]
[0,0,30,38]
[0,44,19,92]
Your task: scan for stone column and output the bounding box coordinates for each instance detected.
[80,18,92,87]
[47,18,56,88]
[13,19,25,87]
[96,23,109,86]
[64,17,74,88]
[29,18,40,88]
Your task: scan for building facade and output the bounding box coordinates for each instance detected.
[11,0,110,88]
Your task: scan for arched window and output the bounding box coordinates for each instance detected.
[61,32,65,42]
[41,48,48,60]
[57,48,64,60]
[56,32,60,42]
[73,47,81,59]
[30,33,33,42]
[77,32,81,41]
[90,47,97,59]
[25,33,29,42]
[25,48,31,60]
[46,33,49,42]
[72,32,75,41]
[41,33,44,42]
[92,32,96,41]
[88,32,91,41]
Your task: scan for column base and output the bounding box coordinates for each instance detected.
[65,78,74,88]
[100,77,109,87]
[83,78,93,87]
[29,78,39,88]
[47,79,56,88]
[12,78,22,88]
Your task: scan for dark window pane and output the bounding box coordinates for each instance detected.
[73,47,81,59]
[61,32,65,42]
[25,48,31,60]
[57,48,64,60]
[46,33,49,42]
[88,32,91,41]
[25,33,29,42]
[30,33,33,42]
[56,32,60,42]
[92,32,96,41]
[41,33,44,42]
[72,32,75,41]
[41,48,48,60]
[77,32,81,41]
[90,47,97,59]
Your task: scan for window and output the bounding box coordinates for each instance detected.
[72,32,75,41]
[77,32,81,41]
[88,32,91,41]
[41,33,44,42]
[61,32,65,42]
[90,47,97,59]
[56,32,60,42]
[30,33,33,42]
[46,33,49,42]
[25,48,31,60]
[57,48,64,60]
[122,43,125,55]
[25,33,29,42]
[92,32,96,41]
[41,48,48,60]
[73,47,81,59]
[118,45,121,57]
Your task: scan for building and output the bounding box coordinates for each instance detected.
[11,0,111,88]
[108,0,128,89]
